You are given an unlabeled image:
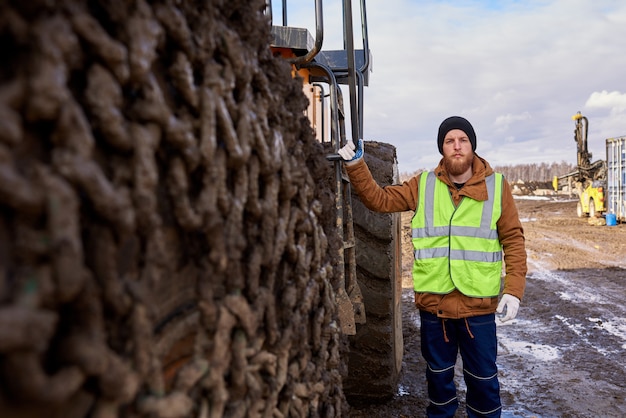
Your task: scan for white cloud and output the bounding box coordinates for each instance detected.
[494,112,532,131]
[585,91,626,113]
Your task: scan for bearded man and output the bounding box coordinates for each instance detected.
[338,116,527,418]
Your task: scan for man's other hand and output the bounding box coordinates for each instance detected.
[496,294,520,322]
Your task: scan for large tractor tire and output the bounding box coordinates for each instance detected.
[343,141,403,403]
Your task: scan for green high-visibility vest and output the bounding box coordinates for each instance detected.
[411,172,504,297]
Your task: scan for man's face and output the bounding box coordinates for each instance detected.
[442,129,474,176]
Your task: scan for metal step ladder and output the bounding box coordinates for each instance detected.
[268,0,372,334]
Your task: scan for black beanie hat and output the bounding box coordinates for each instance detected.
[437,116,476,154]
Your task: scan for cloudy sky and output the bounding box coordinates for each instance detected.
[271,0,626,174]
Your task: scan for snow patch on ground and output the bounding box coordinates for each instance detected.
[588,316,626,350]
[519,216,537,222]
[498,335,560,361]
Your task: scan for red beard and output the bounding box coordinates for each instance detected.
[444,153,473,176]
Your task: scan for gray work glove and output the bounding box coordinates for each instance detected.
[338,138,364,164]
[496,294,520,322]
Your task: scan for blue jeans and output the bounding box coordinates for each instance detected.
[420,310,501,418]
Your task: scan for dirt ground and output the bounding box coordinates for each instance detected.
[350,197,626,417]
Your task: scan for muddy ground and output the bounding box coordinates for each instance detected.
[350,197,626,417]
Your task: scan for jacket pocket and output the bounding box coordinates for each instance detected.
[414,292,442,313]
[460,296,497,316]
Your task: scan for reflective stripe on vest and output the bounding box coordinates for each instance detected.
[411,172,503,297]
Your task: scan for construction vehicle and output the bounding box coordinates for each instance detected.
[556,113,626,223]
[0,0,401,416]
[268,0,403,402]
[557,112,608,217]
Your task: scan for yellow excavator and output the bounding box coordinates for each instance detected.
[557,112,607,217]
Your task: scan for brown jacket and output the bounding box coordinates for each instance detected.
[346,154,527,319]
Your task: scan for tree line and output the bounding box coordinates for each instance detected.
[493,161,576,182]
[400,161,576,183]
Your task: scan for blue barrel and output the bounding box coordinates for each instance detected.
[606,213,617,226]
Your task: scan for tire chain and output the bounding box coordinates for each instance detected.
[0,1,347,417]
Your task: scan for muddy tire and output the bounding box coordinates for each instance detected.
[0,2,350,416]
[589,200,597,217]
[577,201,585,217]
[343,141,403,404]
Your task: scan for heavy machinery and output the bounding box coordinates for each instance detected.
[0,0,400,416]
[555,114,626,223]
[558,112,608,217]
[268,0,403,403]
